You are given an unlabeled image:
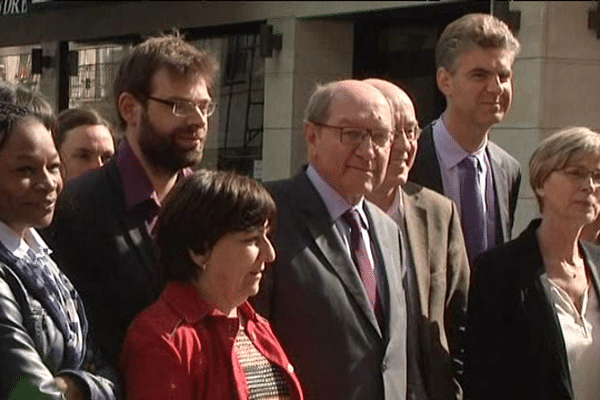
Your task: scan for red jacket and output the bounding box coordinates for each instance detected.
[120,281,304,400]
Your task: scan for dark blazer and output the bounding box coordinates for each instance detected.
[402,182,470,400]
[251,170,407,400]
[466,219,600,400]
[42,156,159,367]
[408,122,521,243]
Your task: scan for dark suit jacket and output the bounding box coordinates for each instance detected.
[466,219,600,400]
[408,122,521,243]
[42,156,159,367]
[251,170,408,400]
[402,182,470,400]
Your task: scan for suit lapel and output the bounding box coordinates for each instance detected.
[401,185,430,315]
[487,144,510,242]
[365,201,405,340]
[409,124,444,193]
[106,159,159,292]
[293,173,382,336]
[521,225,573,399]
[533,273,574,399]
[582,242,600,299]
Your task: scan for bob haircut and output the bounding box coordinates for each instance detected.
[0,82,48,151]
[529,126,600,211]
[156,169,276,283]
[113,32,219,130]
[56,107,114,149]
[436,13,521,74]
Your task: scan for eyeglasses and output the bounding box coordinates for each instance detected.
[560,166,600,185]
[312,122,393,148]
[395,125,422,142]
[147,96,217,118]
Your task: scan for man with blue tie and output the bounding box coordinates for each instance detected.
[251,79,408,400]
[408,13,522,263]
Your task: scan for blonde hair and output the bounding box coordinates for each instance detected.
[529,126,600,210]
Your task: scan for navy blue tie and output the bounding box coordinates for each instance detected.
[459,155,486,264]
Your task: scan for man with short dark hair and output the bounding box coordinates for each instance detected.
[56,108,115,181]
[43,33,218,366]
[252,79,408,400]
[409,13,522,264]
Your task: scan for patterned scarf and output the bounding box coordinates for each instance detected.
[0,241,88,368]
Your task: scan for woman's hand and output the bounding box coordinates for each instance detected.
[55,375,85,400]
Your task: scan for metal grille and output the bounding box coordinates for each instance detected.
[0,51,40,91]
[69,45,125,107]
[215,32,265,176]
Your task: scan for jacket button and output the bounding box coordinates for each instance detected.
[381,361,387,372]
[287,363,294,373]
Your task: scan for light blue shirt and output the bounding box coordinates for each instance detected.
[431,117,497,249]
[305,164,378,281]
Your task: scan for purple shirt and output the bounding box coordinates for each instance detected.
[116,140,192,234]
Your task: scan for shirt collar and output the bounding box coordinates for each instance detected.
[161,281,259,324]
[306,164,366,223]
[388,187,404,221]
[117,140,192,211]
[432,117,488,170]
[0,220,51,259]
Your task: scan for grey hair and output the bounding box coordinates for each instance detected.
[303,82,338,124]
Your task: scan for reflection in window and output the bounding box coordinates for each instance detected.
[0,51,40,91]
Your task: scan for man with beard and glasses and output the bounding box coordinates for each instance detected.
[42,33,218,368]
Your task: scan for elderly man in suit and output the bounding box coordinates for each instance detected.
[43,34,218,367]
[251,79,407,400]
[366,78,469,400]
[408,13,522,264]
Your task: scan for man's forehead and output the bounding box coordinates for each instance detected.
[150,68,209,95]
[330,90,391,115]
[454,46,514,71]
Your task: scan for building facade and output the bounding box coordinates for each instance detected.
[1,1,600,235]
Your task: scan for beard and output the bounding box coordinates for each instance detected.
[138,109,204,175]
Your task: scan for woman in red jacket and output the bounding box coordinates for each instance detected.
[120,169,303,400]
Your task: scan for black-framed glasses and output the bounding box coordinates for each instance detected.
[559,166,600,185]
[312,122,393,148]
[147,96,217,118]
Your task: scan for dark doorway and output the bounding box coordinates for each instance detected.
[353,1,490,127]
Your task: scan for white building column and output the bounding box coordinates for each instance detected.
[262,17,353,181]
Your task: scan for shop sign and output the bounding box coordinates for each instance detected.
[2,0,27,15]
[2,0,51,16]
